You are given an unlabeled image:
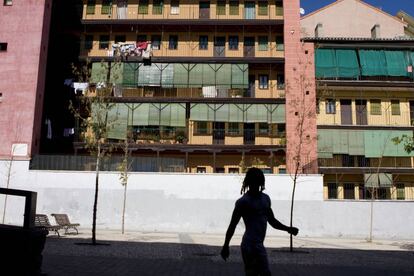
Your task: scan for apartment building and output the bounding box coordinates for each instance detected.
[0,0,52,158]
[75,0,305,174]
[301,0,414,200]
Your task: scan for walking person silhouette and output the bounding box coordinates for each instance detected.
[221,167,299,276]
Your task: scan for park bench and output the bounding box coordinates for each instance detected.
[51,213,80,234]
[34,214,62,237]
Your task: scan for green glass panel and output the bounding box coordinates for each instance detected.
[317,129,334,158]
[160,104,171,126]
[148,104,161,125]
[132,103,150,126]
[384,51,409,76]
[203,64,216,86]
[359,50,387,76]
[109,62,123,84]
[332,129,349,154]
[364,173,392,188]
[138,64,161,86]
[161,63,174,88]
[170,104,186,127]
[190,104,213,121]
[335,49,360,78]
[269,104,285,123]
[123,63,140,87]
[216,64,231,88]
[173,63,189,88]
[246,104,267,123]
[215,104,229,121]
[364,130,414,157]
[315,49,337,78]
[231,64,248,88]
[228,104,245,122]
[90,62,108,83]
[107,104,128,140]
[348,130,364,155]
[188,64,203,87]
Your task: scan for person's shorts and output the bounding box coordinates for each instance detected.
[241,243,271,276]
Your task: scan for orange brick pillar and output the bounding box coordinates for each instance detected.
[283,0,318,174]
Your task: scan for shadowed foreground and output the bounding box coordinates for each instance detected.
[41,231,414,276]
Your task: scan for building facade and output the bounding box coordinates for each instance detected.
[301,0,414,200]
[73,0,316,174]
[0,0,52,159]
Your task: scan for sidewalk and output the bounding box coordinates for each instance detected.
[42,230,414,276]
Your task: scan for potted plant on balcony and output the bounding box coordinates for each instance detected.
[175,131,187,144]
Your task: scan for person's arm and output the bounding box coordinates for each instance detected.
[267,207,299,236]
[220,205,242,261]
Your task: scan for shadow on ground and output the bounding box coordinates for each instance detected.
[42,237,414,276]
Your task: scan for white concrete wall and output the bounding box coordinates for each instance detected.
[1,160,414,239]
[301,0,406,38]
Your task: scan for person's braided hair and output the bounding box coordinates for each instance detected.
[241,167,265,194]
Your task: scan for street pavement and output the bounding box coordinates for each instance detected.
[41,230,414,276]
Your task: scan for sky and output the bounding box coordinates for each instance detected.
[300,0,414,17]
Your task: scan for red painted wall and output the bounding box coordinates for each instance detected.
[284,0,318,174]
[0,0,51,159]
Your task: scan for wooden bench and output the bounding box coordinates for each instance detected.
[51,214,80,235]
[34,214,62,237]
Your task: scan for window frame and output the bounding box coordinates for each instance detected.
[86,0,96,14]
[3,0,13,6]
[101,0,112,15]
[199,35,208,50]
[258,36,269,51]
[228,36,239,50]
[275,35,284,51]
[84,35,93,50]
[226,122,242,136]
[325,99,336,114]
[396,183,405,200]
[391,100,401,115]
[114,35,126,44]
[170,0,180,14]
[343,183,355,200]
[228,167,240,174]
[151,35,161,50]
[138,0,149,14]
[229,0,239,15]
[327,182,338,199]
[99,35,110,50]
[258,1,268,16]
[257,123,269,136]
[152,0,163,15]
[370,99,382,115]
[194,121,209,135]
[216,0,226,15]
[0,42,8,52]
[168,35,178,50]
[259,74,269,89]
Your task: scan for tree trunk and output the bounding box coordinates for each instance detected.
[289,172,298,252]
[121,182,127,234]
[92,142,101,245]
[2,155,14,224]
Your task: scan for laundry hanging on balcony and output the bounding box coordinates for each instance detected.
[111,42,152,59]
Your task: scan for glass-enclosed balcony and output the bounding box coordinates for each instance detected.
[82,0,284,21]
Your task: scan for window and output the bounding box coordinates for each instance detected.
[391,100,400,115]
[261,168,272,174]
[316,98,320,114]
[396,183,405,200]
[84,35,93,50]
[169,35,178,50]
[115,35,126,43]
[137,35,147,42]
[276,35,284,51]
[152,0,163,15]
[327,183,337,199]
[99,35,110,49]
[228,167,240,174]
[227,123,241,135]
[326,99,336,114]
[229,1,239,15]
[277,74,285,89]
[216,1,226,15]
[3,0,12,6]
[357,156,370,167]
[0,42,8,51]
[86,0,96,14]
[278,168,286,174]
[138,0,149,14]
[258,1,268,16]
[342,155,354,167]
[197,167,207,173]
[171,0,180,14]
[151,35,161,50]
[259,75,269,89]
[258,123,269,135]
[101,0,112,15]
[199,35,208,50]
[258,36,268,51]
[275,0,283,16]
[195,121,209,135]
[343,183,355,200]
[370,99,381,115]
[215,167,225,173]
[271,124,285,137]
[229,36,239,50]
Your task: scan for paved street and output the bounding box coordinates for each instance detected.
[41,230,414,275]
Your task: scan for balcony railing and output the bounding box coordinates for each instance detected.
[318,155,413,168]
[83,5,284,21]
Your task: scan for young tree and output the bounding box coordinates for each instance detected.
[70,60,118,245]
[118,135,131,234]
[285,42,318,252]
